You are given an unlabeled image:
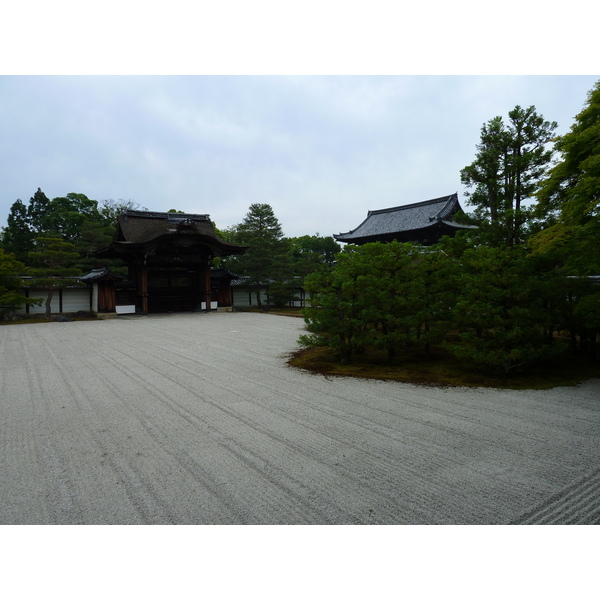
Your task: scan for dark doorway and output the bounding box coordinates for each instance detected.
[147,267,200,312]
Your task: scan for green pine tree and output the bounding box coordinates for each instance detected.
[0,249,42,319]
[461,106,557,246]
[28,237,83,318]
[228,204,290,308]
[1,199,35,263]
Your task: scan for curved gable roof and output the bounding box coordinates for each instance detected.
[98,210,247,258]
[334,193,475,244]
[117,210,216,243]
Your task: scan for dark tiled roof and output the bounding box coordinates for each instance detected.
[79,268,122,282]
[97,210,247,258]
[334,193,476,244]
[117,210,216,244]
[210,268,240,281]
[20,275,85,289]
[230,275,305,288]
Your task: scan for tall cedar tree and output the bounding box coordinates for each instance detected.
[26,187,51,235]
[2,199,33,263]
[461,106,557,246]
[2,188,53,263]
[2,188,51,264]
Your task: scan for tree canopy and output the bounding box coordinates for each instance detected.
[287,234,340,277]
[1,191,143,276]
[0,248,41,319]
[2,198,33,264]
[224,203,291,308]
[301,235,592,375]
[531,80,600,275]
[461,105,557,246]
[27,237,83,318]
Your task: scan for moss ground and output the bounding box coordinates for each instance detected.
[288,345,600,390]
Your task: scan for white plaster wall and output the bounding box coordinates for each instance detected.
[61,288,90,312]
[17,287,91,314]
[232,288,269,307]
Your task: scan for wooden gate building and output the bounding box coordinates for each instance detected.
[96,210,247,314]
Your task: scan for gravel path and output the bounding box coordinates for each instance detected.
[1,312,599,524]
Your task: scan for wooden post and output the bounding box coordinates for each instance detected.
[204,263,211,312]
[140,261,149,314]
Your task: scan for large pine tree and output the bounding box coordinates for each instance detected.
[28,237,82,318]
[0,248,41,319]
[228,203,290,308]
[461,106,557,245]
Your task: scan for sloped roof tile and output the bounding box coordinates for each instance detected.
[334,193,475,244]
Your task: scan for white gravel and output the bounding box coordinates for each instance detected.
[1,311,599,524]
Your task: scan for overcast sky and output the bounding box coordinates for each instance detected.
[1,75,597,239]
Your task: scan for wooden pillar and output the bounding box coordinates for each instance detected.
[140,261,149,314]
[204,263,211,312]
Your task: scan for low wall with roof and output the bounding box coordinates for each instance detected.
[17,286,95,315]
